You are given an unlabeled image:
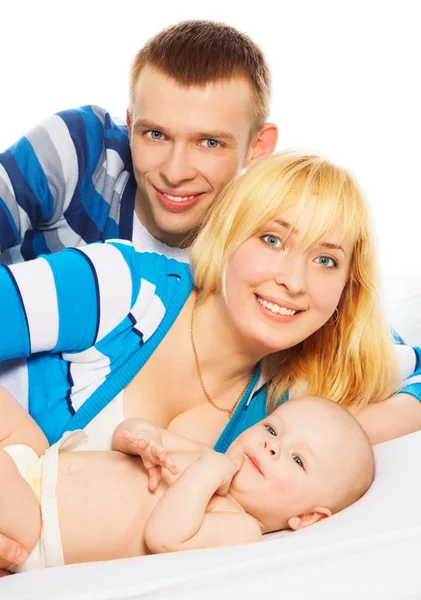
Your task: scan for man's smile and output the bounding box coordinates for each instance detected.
[155,187,206,212]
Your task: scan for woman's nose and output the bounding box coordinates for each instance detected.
[274,252,307,295]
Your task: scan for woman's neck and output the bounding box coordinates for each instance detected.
[191,291,265,384]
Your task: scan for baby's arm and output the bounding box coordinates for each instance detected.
[0,387,48,454]
[112,418,209,491]
[112,418,210,454]
[0,448,42,570]
[0,387,47,570]
[144,452,262,553]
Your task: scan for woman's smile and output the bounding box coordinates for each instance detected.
[255,293,304,321]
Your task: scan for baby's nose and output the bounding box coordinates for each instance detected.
[262,440,276,456]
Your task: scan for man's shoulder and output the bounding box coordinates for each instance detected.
[53,105,128,137]
[45,105,131,168]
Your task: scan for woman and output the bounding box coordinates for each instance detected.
[1,150,418,451]
[0,150,420,567]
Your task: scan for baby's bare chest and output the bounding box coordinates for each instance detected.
[57,451,162,562]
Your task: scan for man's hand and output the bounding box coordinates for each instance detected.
[116,430,179,491]
[0,532,28,572]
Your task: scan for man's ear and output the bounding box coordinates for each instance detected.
[246,122,278,164]
[126,109,132,141]
[287,506,332,531]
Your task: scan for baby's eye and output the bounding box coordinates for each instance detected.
[293,455,304,469]
[315,256,337,268]
[262,235,282,249]
[266,425,277,436]
[146,130,164,141]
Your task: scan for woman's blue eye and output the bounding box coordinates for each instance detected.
[293,455,304,469]
[148,130,163,140]
[262,235,282,248]
[316,256,337,268]
[266,426,277,436]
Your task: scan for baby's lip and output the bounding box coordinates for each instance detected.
[247,454,263,475]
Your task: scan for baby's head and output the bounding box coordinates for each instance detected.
[226,396,374,533]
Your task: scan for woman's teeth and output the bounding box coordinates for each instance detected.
[257,296,297,316]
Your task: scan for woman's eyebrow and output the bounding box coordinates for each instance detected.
[318,242,346,255]
[273,218,297,233]
[271,220,346,255]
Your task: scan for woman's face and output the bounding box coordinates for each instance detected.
[223,201,352,356]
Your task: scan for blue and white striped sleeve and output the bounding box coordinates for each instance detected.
[0,112,79,253]
[0,106,111,255]
[0,241,141,361]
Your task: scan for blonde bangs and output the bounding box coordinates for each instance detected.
[191,151,371,296]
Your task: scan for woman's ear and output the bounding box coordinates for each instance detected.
[287,506,332,531]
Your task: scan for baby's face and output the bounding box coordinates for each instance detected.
[226,397,358,532]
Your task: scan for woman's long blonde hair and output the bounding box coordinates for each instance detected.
[190,150,398,411]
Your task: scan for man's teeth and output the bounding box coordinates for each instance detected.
[257,297,297,316]
[162,193,196,202]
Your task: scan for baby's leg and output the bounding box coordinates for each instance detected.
[0,449,41,570]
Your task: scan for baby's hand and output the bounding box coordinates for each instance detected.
[198,452,245,496]
[116,431,179,491]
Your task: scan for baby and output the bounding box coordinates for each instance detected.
[0,388,374,572]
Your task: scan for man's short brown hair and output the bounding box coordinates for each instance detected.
[130,20,271,136]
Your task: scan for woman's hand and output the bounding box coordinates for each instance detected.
[116,430,179,491]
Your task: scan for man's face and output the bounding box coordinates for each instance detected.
[128,66,259,247]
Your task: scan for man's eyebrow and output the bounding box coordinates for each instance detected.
[272,220,346,255]
[133,118,164,131]
[194,130,237,143]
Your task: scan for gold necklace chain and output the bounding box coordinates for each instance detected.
[190,298,255,419]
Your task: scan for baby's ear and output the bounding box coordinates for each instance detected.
[287,506,332,531]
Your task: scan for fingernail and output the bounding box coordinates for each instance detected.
[15,547,28,563]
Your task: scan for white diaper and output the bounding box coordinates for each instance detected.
[5,430,87,573]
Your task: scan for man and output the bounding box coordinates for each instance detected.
[0,20,278,263]
[0,19,277,570]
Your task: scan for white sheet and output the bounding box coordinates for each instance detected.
[2,430,421,600]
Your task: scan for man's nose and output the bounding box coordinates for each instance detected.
[160,143,197,186]
[274,252,307,295]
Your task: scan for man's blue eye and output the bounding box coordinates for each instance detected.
[316,256,336,268]
[262,235,282,248]
[149,130,163,140]
[266,426,277,436]
[203,139,220,149]
[293,455,304,469]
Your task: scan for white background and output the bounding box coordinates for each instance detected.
[1,0,420,279]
